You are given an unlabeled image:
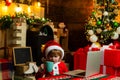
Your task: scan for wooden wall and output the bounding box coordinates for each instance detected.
[0,31,5,58]
[43,0,120,51]
[44,0,93,51]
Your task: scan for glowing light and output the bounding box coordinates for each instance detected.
[37,2,41,7]
[8,0,12,3]
[28,6,31,13]
[15,5,22,13]
[2,5,8,15]
[41,18,45,21]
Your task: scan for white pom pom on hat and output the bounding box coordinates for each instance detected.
[43,40,64,59]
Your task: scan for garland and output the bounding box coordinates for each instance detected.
[0,13,51,30]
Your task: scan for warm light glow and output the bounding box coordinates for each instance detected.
[28,6,31,13]
[2,5,8,15]
[15,5,22,13]
[37,2,41,7]
[0,1,44,17]
[8,0,12,3]
[41,18,45,21]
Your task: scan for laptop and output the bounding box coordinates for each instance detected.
[64,51,102,78]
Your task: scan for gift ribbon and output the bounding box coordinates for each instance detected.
[100,46,110,74]
[103,65,106,74]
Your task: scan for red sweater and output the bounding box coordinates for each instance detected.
[49,61,68,75]
[35,61,68,79]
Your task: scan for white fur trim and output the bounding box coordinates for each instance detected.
[53,62,60,75]
[45,46,64,59]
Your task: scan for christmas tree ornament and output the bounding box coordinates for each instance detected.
[96,28,102,34]
[97,10,102,15]
[103,11,109,16]
[92,11,96,16]
[90,42,101,48]
[96,20,102,25]
[87,30,94,35]
[89,35,98,42]
[116,27,120,34]
[113,22,119,27]
[111,0,115,3]
[113,41,120,49]
[106,18,110,23]
[88,20,93,24]
[111,32,119,40]
[113,9,119,15]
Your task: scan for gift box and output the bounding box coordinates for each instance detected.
[100,49,120,76]
[104,49,120,68]
[74,45,100,70]
[0,59,13,80]
[99,65,116,75]
[74,48,87,70]
[91,48,100,51]
[115,67,120,76]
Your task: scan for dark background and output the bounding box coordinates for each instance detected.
[41,0,93,51]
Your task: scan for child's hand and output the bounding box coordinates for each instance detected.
[41,57,46,62]
[40,63,45,70]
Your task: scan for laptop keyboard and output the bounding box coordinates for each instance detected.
[76,72,86,76]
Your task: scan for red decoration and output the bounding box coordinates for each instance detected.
[113,41,120,49]
[5,0,12,6]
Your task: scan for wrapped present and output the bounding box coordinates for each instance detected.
[99,65,116,75]
[74,48,87,70]
[74,45,100,70]
[0,59,13,80]
[100,49,120,76]
[113,41,120,49]
[104,49,120,68]
[115,67,120,76]
[91,48,100,51]
[99,45,120,75]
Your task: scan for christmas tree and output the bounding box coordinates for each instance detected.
[85,0,120,45]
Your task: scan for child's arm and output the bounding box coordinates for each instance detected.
[35,64,45,79]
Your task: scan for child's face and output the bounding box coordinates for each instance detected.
[48,55,61,63]
[47,49,62,63]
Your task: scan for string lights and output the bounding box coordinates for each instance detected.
[15,4,22,13]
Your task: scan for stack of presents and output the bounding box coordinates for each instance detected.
[1,41,120,80]
[74,41,120,79]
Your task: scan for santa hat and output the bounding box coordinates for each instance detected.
[44,40,64,59]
